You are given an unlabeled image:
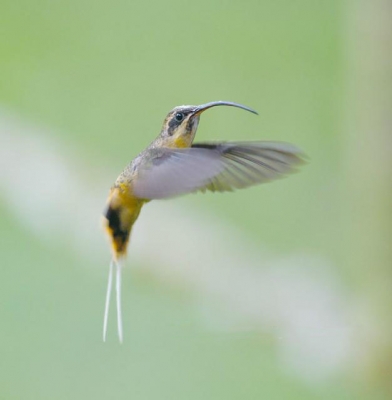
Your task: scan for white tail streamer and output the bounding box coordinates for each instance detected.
[116,260,123,343]
[103,259,123,343]
[103,259,114,342]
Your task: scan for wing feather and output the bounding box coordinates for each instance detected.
[194,141,305,193]
[132,141,305,199]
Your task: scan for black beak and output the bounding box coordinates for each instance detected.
[192,101,258,116]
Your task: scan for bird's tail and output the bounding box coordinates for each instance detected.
[103,257,123,343]
[102,187,144,342]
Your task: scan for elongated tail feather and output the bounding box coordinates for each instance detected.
[103,259,114,342]
[102,188,145,342]
[116,260,123,343]
[103,259,124,343]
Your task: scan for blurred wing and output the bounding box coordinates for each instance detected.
[132,142,306,199]
[132,147,225,199]
[192,141,306,193]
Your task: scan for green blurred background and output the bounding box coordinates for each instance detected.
[1,0,391,399]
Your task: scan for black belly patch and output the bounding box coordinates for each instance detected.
[104,206,129,252]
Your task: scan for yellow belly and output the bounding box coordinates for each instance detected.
[104,185,144,259]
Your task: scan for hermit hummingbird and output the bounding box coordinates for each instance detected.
[103,100,305,342]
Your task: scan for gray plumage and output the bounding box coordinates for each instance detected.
[132,141,305,199]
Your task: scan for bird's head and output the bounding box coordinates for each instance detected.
[158,101,258,148]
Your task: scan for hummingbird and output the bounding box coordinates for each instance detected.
[103,100,305,342]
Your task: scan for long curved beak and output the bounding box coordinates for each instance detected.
[192,101,258,116]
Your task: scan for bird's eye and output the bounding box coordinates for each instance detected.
[175,112,184,122]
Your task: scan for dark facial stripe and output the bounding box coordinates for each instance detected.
[167,116,181,136]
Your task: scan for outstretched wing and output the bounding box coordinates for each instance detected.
[192,141,305,193]
[132,141,305,200]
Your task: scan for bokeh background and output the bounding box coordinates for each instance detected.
[1,0,391,399]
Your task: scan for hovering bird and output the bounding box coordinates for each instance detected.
[103,100,305,342]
